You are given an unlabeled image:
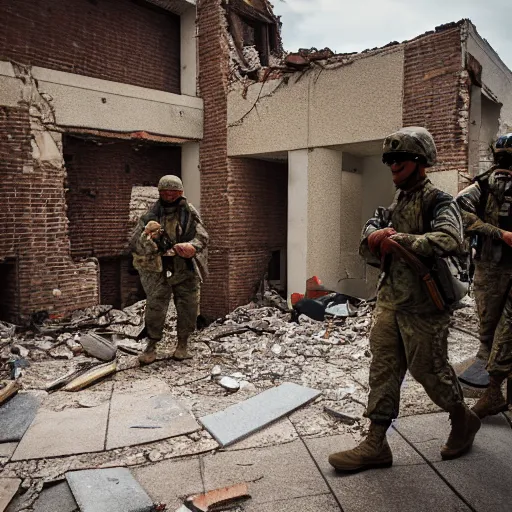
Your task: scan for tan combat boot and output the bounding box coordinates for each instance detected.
[440,404,481,460]
[173,336,193,361]
[328,422,393,472]
[472,376,508,419]
[138,339,158,365]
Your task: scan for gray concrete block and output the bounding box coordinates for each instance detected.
[12,403,109,460]
[66,468,153,512]
[199,382,321,446]
[0,478,20,512]
[132,457,203,511]
[0,393,41,442]
[33,482,77,512]
[305,428,424,467]
[106,379,199,450]
[242,494,340,511]
[202,439,329,503]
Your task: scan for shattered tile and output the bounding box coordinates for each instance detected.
[33,481,77,512]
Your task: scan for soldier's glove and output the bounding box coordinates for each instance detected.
[144,221,162,240]
[502,231,512,248]
[367,228,396,256]
[173,243,196,258]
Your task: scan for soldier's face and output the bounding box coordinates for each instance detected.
[389,160,418,186]
[160,189,183,202]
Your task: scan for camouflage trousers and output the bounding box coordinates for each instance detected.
[139,270,200,342]
[365,306,464,423]
[474,262,512,378]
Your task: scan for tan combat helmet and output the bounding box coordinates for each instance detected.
[494,133,512,155]
[382,127,437,167]
[158,175,184,191]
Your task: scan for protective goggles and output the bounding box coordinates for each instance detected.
[382,152,422,166]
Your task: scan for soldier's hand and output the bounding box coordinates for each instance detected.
[144,221,162,240]
[173,243,196,258]
[503,231,512,247]
[367,228,396,256]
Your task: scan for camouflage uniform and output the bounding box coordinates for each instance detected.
[361,179,465,423]
[130,195,209,343]
[457,170,512,378]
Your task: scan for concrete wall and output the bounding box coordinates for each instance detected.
[0,62,204,139]
[227,48,404,156]
[466,25,512,135]
[182,142,201,211]
[181,5,198,97]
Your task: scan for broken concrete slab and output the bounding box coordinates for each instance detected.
[0,478,21,512]
[199,382,321,447]
[0,443,17,459]
[133,457,203,512]
[0,392,41,442]
[106,378,199,450]
[12,403,109,460]
[203,439,329,504]
[33,481,78,512]
[66,468,154,512]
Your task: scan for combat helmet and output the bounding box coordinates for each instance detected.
[158,175,184,191]
[493,133,512,170]
[382,127,437,167]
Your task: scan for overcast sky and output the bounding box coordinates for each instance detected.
[272,1,512,70]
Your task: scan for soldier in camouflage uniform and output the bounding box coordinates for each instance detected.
[456,133,512,418]
[329,127,480,473]
[131,175,209,364]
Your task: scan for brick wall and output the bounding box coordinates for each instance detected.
[0,0,181,93]
[403,26,469,180]
[64,136,181,259]
[197,0,231,319]
[227,158,287,310]
[0,260,18,322]
[0,106,98,323]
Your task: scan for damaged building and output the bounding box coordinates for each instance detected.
[1,0,512,323]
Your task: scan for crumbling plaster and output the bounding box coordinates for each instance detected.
[466,24,512,136]
[227,48,404,157]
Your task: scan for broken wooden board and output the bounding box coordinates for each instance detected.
[0,381,20,406]
[199,382,321,447]
[186,482,250,512]
[63,361,117,392]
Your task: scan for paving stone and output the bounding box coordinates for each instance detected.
[0,393,41,442]
[0,479,20,512]
[66,468,153,512]
[133,457,203,511]
[11,403,109,460]
[305,428,424,467]
[0,443,17,458]
[202,439,329,503]
[106,378,199,450]
[199,382,321,446]
[241,494,340,511]
[33,482,78,512]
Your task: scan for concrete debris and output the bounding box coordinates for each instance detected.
[0,320,16,338]
[323,406,357,425]
[186,482,250,512]
[0,478,21,512]
[218,376,240,392]
[211,365,222,378]
[0,392,41,442]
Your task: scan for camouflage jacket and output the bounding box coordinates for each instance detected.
[456,169,511,264]
[130,197,209,281]
[360,179,464,313]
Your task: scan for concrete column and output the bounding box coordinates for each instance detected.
[306,148,342,291]
[287,150,309,297]
[181,6,197,97]
[181,142,201,211]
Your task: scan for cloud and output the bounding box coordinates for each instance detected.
[272,0,512,69]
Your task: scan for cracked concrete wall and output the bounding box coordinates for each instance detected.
[227,48,404,156]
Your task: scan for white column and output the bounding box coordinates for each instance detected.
[306,148,343,291]
[180,6,197,97]
[181,142,201,212]
[287,150,309,297]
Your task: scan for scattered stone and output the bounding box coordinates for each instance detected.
[271,344,282,356]
[49,345,74,360]
[11,344,29,358]
[148,450,162,462]
[211,365,222,378]
[218,377,240,392]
